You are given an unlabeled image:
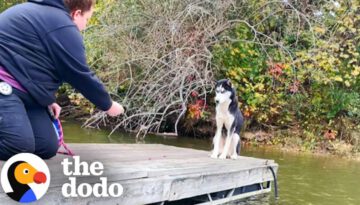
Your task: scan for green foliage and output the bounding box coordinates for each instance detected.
[0,0,24,13]
[212,0,360,149]
[213,23,295,127]
[17,0,353,154]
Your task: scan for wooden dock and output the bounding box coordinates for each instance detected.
[0,144,278,205]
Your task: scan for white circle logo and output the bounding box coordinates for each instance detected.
[0,153,50,203]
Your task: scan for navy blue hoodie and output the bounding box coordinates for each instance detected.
[0,0,112,111]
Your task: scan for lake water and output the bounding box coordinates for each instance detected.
[62,121,360,205]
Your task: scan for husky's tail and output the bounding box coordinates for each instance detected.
[236,141,241,155]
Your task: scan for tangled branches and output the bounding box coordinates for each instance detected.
[83,0,336,138]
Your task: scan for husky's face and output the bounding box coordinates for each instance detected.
[215,79,233,105]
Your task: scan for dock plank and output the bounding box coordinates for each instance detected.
[0,144,278,205]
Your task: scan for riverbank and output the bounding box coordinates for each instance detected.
[58,90,360,160]
[61,109,360,161]
[242,130,360,161]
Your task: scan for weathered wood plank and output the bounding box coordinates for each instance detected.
[0,144,278,205]
[168,166,275,201]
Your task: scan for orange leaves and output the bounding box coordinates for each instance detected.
[268,62,286,79]
[324,129,336,140]
[188,99,206,120]
[243,106,253,118]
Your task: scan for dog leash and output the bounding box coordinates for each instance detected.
[52,118,74,156]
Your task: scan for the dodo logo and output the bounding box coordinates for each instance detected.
[0,153,50,203]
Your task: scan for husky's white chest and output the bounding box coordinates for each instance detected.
[215,103,235,129]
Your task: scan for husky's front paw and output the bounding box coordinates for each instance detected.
[210,153,218,159]
[219,154,227,159]
[230,154,238,160]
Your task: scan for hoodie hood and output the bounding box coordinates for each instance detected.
[28,0,69,12]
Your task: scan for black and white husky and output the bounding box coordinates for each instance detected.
[211,79,244,159]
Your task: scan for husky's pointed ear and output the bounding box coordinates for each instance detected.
[226,79,232,87]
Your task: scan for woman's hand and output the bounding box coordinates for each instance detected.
[48,103,62,119]
[106,101,125,117]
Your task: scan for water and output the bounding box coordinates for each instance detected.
[62,121,360,205]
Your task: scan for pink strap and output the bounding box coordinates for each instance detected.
[56,119,74,156]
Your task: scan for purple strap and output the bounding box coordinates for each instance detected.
[0,66,27,92]
[0,65,74,156]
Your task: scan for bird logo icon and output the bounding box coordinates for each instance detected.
[1,153,50,203]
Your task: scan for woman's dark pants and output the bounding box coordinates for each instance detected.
[0,89,58,160]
